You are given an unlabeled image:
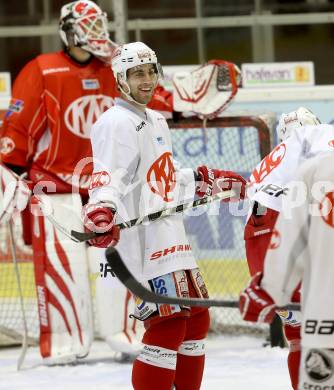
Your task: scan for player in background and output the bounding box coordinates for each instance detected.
[83,41,246,390]
[0,0,175,363]
[243,106,332,389]
[239,151,334,390]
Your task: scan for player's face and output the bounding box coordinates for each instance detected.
[127,64,158,105]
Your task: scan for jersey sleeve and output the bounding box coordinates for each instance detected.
[88,112,140,211]
[0,59,46,168]
[261,170,309,306]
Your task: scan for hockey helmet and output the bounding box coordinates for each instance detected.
[59,0,116,61]
[111,41,163,102]
[277,107,321,143]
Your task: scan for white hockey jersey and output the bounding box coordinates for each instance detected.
[89,98,197,281]
[247,124,334,213]
[261,152,334,348]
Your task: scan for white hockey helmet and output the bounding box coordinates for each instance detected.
[111,42,162,103]
[276,107,321,143]
[59,0,116,61]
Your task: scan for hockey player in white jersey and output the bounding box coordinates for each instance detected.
[83,41,246,389]
[240,151,334,390]
[243,107,332,389]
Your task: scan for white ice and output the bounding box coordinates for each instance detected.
[0,335,291,389]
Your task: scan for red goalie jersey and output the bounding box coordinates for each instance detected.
[0,51,173,194]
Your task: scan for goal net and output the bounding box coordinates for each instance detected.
[0,111,276,349]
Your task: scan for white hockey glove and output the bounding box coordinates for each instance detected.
[173,60,241,119]
[277,107,321,143]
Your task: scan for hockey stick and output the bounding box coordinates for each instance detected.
[105,246,301,311]
[38,189,235,243]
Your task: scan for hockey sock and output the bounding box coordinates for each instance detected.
[284,324,301,390]
[132,315,187,390]
[174,308,210,390]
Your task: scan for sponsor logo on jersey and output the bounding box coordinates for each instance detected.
[156,136,165,145]
[150,244,192,260]
[42,67,70,75]
[147,152,176,202]
[82,79,100,90]
[305,349,333,382]
[64,95,114,138]
[250,143,286,184]
[5,98,24,119]
[89,171,111,190]
[136,120,146,132]
[0,137,15,155]
[319,191,334,228]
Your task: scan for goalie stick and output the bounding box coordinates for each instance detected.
[105,246,301,311]
[38,189,235,243]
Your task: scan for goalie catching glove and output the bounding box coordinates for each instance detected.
[239,272,276,323]
[83,203,120,248]
[195,165,246,201]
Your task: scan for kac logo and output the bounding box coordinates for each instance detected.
[64,95,114,139]
[147,152,176,202]
[251,143,286,183]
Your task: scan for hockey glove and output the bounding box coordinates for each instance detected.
[195,165,246,201]
[239,272,276,323]
[83,204,120,248]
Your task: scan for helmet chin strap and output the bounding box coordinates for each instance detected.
[118,80,157,107]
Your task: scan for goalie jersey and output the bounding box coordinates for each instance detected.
[0,51,173,194]
[89,98,197,281]
[261,152,334,348]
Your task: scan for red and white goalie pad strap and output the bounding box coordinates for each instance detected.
[0,164,31,223]
[30,193,93,363]
[172,60,241,119]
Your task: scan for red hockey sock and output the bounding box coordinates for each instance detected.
[132,315,187,390]
[174,309,210,390]
[284,324,301,390]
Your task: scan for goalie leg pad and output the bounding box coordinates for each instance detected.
[93,250,144,355]
[31,194,93,363]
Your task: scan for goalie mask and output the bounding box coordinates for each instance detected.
[111,42,163,104]
[59,0,116,62]
[277,107,321,143]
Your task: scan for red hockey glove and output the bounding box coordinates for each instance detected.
[83,205,120,248]
[239,272,276,323]
[196,165,246,201]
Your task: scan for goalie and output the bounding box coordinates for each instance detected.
[83,41,246,389]
[0,0,241,365]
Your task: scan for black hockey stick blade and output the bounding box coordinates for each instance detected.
[105,247,300,311]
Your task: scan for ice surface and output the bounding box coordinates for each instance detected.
[0,335,291,389]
